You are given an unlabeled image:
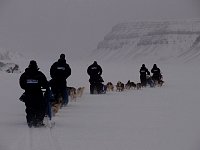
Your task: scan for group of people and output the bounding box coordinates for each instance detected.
[19,54,71,127]
[87,62,163,93]
[140,64,162,87]
[19,55,104,128]
[19,55,162,127]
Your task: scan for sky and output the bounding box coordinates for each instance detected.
[0,0,199,60]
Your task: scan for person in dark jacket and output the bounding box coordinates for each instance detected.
[87,61,105,94]
[50,54,71,106]
[139,64,150,87]
[19,60,50,127]
[151,64,162,82]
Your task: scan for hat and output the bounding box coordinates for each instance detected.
[28,60,38,69]
[60,54,65,60]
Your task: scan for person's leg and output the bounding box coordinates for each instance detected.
[32,99,46,126]
[90,84,95,94]
[140,76,146,87]
[97,83,106,94]
[62,88,69,106]
[103,84,107,93]
[25,101,36,127]
[25,107,35,127]
[35,110,45,126]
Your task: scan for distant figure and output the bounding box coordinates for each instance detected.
[151,64,162,82]
[87,61,106,94]
[19,60,50,127]
[139,64,150,87]
[50,54,71,106]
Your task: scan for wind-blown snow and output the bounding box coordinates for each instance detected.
[1,20,200,150]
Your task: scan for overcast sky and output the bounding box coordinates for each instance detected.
[0,0,199,60]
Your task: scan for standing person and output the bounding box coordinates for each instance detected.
[139,64,150,87]
[87,61,105,94]
[19,60,50,127]
[50,54,71,106]
[151,64,162,82]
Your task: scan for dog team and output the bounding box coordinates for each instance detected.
[51,86,85,117]
[88,62,164,94]
[19,53,164,127]
[106,79,164,92]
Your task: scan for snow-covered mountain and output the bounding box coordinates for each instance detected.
[92,20,200,63]
[0,49,23,73]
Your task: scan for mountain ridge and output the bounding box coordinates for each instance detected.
[91,20,200,63]
[0,49,23,73]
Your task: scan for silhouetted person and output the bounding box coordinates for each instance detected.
[139,64,150,87]
[151,64,162,82]
[19,60,50,127]
[87,61,105,94]
[50,54,71,106]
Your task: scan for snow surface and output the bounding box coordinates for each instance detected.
[0,56,200,150]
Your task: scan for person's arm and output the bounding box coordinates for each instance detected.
[158,68,161,74]
[50,63,56,79]
[139,68,142,74]
[151,68,154,74]
[19,73,26,90]
[39,72,49,90]
[98,66,102,75]
[146,69,150,75]
[87,66,91,76]
[65,64,71,79]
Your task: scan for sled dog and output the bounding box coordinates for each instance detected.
[106,82,114,92]
[136,83,142,90]
[67,87,77,102]
[51,95,63,116]
[116,81,124,92]
[155,80,164,87]
[125,80,136,90]
[76,87,85,98]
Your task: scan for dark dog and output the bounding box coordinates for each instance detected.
[116,81,124,92]
[136,83,142,90]
[125,80,136,90]
[155,80,164,87]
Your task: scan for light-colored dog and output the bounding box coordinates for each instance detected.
[51,95,63,116]
[67,87,77,102]
[106,82,114,92]
[76,87,85,98]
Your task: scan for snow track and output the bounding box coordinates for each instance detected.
[9,126,62,150]
[2,63,200,150]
